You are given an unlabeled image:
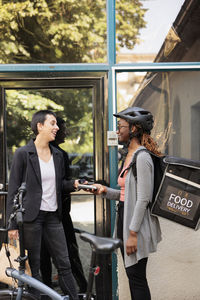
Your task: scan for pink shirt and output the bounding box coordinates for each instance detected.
[118,158,132,201]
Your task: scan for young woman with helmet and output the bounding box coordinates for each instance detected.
[93,107,162,300]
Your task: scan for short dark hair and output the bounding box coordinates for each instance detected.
[31,110,57,136]
[56,116,66,128]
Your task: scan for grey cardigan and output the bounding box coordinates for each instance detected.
[105,146,162,268]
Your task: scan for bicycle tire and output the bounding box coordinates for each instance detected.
[0,289,37,300]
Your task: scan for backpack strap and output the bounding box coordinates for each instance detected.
[131,149,148,180]
[118,157,125,176]
[120,148,148,178]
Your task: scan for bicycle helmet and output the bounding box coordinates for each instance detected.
[113,107,154,134]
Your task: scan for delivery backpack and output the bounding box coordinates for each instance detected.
[123,149,200,230]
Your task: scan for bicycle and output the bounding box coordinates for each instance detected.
[0,184,121,300]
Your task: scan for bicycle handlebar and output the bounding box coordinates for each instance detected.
[0,191,7,195]
[18,182,26,195]
[0,227,8,232]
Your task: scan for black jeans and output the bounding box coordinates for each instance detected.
[23,210,78,300]
[117,202,151,300]
[40,209,87,292]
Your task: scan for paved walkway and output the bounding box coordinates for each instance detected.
[118,218,200,300]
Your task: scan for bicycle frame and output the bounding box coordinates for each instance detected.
[79,232,122,300]
[0,183,69,300]
[5,268,68,300]
[0,230,68,300]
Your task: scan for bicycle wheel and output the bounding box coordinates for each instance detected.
[0,289,37,299]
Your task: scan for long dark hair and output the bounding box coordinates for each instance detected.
[130,123,162,156]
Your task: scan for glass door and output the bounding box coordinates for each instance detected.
[6,87,95,232]
[0,73,111,295]
[0,91,6,244]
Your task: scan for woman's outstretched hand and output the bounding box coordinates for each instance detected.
[90,184,107,195]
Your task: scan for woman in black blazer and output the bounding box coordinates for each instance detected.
[6,110,79,300]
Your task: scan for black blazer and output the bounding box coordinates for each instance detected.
[6,139,75,229]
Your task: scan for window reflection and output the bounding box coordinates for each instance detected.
[116,0,146,57]
[117,71,200,160]
[156,1,200,63]
[5,86,95,280]
[117,0,200,63]
[6,88,95,227]
[117,1,200,110]
[0,1,107,63]
[6,88,94,180]
[69,153,93,180]
[0,104,4,185]
[1,0,198,64]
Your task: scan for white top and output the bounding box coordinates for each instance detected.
[39,155,58,211]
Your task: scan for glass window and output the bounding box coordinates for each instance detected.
[6,88,93,174]
[117,70,200,160]
[0,1,107,64]
[0,103,3,186]
[116,0,200,63]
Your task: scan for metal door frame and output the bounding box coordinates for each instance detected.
[0,71,114,298]
[0,72,110,234]
[0,0,200,298]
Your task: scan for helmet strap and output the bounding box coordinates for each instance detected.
[128,127,143,146]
